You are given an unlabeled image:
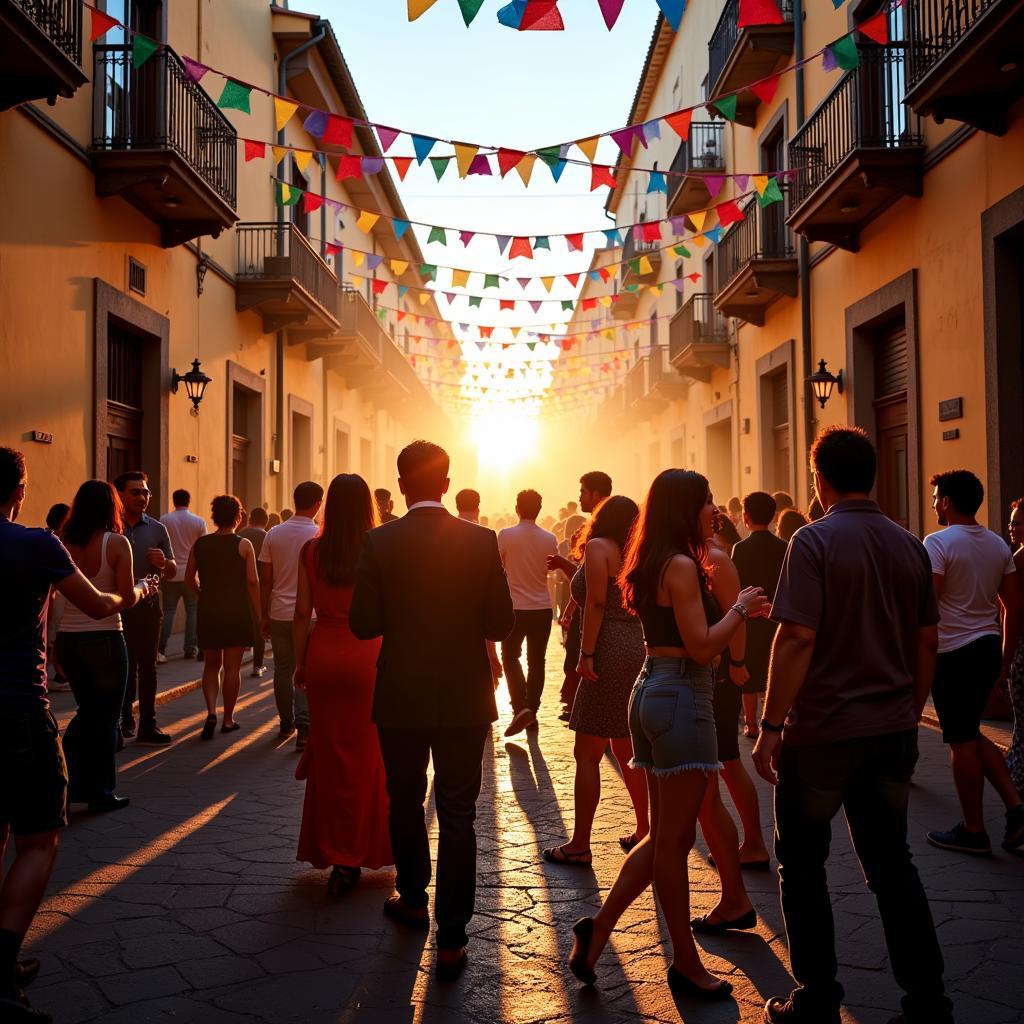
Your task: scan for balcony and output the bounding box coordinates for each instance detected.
[670,294,731,381]
[788,47,924,252]
[91,45,237,247]
[1,0,86,109]
[708,0,794,126]
[668,122,726,216]
[906,0,1024,135]
[647,344,689,401]
[324,287,388,385]
[625,356,650,409]
[714,197,797,325]
[236,223,341,341]
[615,228,663,320]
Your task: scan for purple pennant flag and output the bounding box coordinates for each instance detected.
[366,254,384,271]
[641,120,661,146]
[734,173,749,191]
[303,110,328,137]
[496,234,511,254]
[468,154,493,176]
[459,323,469,331]
[182,56,209,82]
[376,126,400,152]
[704,174,726,200]
[822,47,838,72]
[610,126,639,156]
[476,342,487,352]
[444,292,456,303]
[671,279,686,292]
[517,277,530,290]
[361,157,384,175]
[669,216,687,235]
[529,301,543,313]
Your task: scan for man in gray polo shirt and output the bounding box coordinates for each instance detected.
[753,427,951,1024]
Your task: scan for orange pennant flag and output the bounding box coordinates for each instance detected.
[274,97,298,132]
[408,0,440,20]
[576,136,600,163]
[665,109,693,140]
[515,153,538,187]
[392,157,413,181]
[689,209,708,233]
[454,143,478,179]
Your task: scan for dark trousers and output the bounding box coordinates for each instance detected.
[121,600,162,728]
[56,631,128,801]
[377,724,489,950]
[501,609,553,714]
[775,730,952,1022]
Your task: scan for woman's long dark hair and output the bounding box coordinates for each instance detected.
[313,474,379,586]
[575,495,638,558]
[63,480,124,547]
[619,469,710,614]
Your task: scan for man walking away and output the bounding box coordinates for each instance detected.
[0,448,153,1022]
[350,441,514,982]
[499,490,557,737]
[456,490,502,686]
[260,482,322,749]
[923,469,1024,855]
[753,426,952,1024]
[116,472,175,746]
[159,489,205,662]
[375,488,398,523]
[238,508,268,678]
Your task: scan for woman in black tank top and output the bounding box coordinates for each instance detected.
[566,470,769,999]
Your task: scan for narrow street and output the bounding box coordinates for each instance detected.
[25,638,1024,1024]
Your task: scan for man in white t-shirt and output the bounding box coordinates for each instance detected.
[260,481,322,749]
[159,489,206,660]
[498,490,558,736]
[923,469,1024,856]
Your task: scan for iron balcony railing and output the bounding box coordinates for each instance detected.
[907,0,1001,85]
[789,46,921,209]
[669,293,729,362]
[93,44,237,209]
[237,223,340,321]
[622,228,662,269]
[11,0,81,65]
[668,122,725,203]
[708,0,794,96]
[338,287,386,361]
[717,195,793,291]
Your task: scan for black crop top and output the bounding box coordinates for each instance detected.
[639,587,722,648]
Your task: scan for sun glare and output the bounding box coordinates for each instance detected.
[470,405,540,471]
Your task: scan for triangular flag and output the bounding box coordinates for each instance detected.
[274,97,298,132]
[460,230,475,246]
[497,0,527,28]
[468,154,493,176]
[244,139,265,162]
[665,109,693,140]
[457,0,487,24]
[356,211,380,234]
[655,0,687,31]
[566,233,584,252]
[377,126,400,152]
[541,277,555,292]
[419,264,437,279]
[392,157,413,181]
[610,126,639,156]
[757,177,784,207]
[520,0,565,29]
[690,209,708,232]
[132,35,160,69]
[372,279,388,296]
[277,183,301,207]
[738,0,784,27]
[689,232,708,248]
[182,56,208,82]
[302,192,323,214]
[704,174,726,199]
[272,146,288,166]
[711,95,738,122]
[734,173,749,191]
[352,251,366,267]
[90,9,119,41]
[510,237,533,259]
[351,275,364,290]
[393,219,411,240]
[454,143,478,178]
[412,134,436,164]
[826,33,860,71]
[362,156,384,176]
[565,273,581,287]
[427,226,448,246]
[294,150,313,175]
[858,12,889,44]
[716,200,745,225]
[391,260,409,277]
[498,149,526,177]
[429,156,450,181]
[704,226,725,244]
[576,136,600,163]
[603,228,621,245]
[325,243,342,257]
[515,153,537,186]
[303,110,328,137]
[752,174,769,196]
[422,292,435,306]
[588,165,616,190]
[408,0,440,20]
[322,115,353,148]
[217,80,252,114]
[637,256,654,276]
[336,155,362,181]
[495,235,512,254]
[597,0,627,28]
[750,74,780,105]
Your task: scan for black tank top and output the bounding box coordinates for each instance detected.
[638,583,721,647]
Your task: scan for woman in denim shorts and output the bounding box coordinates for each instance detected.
[565,469,769,1000]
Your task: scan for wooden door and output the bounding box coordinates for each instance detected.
[106,324,143,480]
[873,323,910,529]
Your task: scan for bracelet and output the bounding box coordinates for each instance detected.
[760,717,785,733]
[730,602,749,621]
[729,657,746,668]
[580,651,595,658]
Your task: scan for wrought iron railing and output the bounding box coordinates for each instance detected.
[668,122,725,204]
[669,293,728,361]
[237,223,340,320]
[93,45,237,209]
[622,228,663,269]
[789,47,920,209]
[338,287,385,360]
[907,0,1001,85]
[12,0,81,65]
[716,196,793,291]
[708,0,794,95]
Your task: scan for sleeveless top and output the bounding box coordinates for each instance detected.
[57,532,122,632]
[637,556,721,648]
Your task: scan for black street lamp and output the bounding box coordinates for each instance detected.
[808,359,844,409]
[171,358,212,412]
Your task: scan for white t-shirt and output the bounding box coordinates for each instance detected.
[161,508,206,582]
[498,520,558,611]
[923,524,1016,653]
[259,514,319,621]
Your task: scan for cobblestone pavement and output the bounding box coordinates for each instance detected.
[21,635,1024,1024]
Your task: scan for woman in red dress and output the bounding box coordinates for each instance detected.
[293,473,392,894]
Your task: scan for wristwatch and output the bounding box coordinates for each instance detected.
[760,717,785,733]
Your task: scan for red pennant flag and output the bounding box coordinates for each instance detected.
[737,0,784,27]
[566,233,584,252]
[590,165,617,191]
[598,267,611,282]
[498,149,526,177]
[582,297,597,311]
[243,139,265,162]
[90,8,119,40]
[500,299,515,311]
[520,0,565,30]
[372,279,387,296]
[561,338,575,351]
[565,273,581,287]
[392,157,413,181]
[336,155,363,181]
[750,74,780,105]
[641,221,662,243]
[480,326,494,339]
[858,12,889,44]
[665,109,693,141]
[509,236,533,259]
[322,115,354,148]
[609,292,620,302]
[687,272,702,282]
[397,310,407,322]
[325,242,342,257]
[716,200,745,225]
[303,192,323,214]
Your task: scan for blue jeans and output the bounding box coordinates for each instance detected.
[270,619,308,731]
[160,581,198,655]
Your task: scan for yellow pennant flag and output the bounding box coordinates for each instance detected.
[350,274,364,290]
[274,97,298,132]
[689,232,708,249]
[638,256,653,276]
[419,291,431,305]
[599,296,612,308]
[453,143,478,179]
[689,209,708,233]
[272,146,289,166]
[408,0,440,19]
[511,327,521,338]
[293,149,313,175]
[451,268,470,289]
[351,251,365,267]
[601,328,615,341]
[753,174,769,197]
[515,153,538,187]
[541,276,555,293]
[356,211,380,234]
[648,285,663,296]
[390,259,409,277]
[576,136,600,163]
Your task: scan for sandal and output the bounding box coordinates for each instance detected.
[221,721,240,734]
[327,865,361,897]
[618,833,641,853]
[542,844,592,867]
[200,714,217,741]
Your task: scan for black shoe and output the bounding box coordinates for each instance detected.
[279,719,295,739]
[120,716,136,738]
[926,822,992,856]
[1003,804,1024,851]
[200,714,217,741]
[184,648,197,659]
[667,965,733,1000]
[87,795,130,814]
[764,996,840,1023]
[691,909,757,934]
[0,988,52,1022]
[136,726,172,746]
[383,895,430,932]
[568,917,598,986]
[435,947,468,982]
[15,960,40,989]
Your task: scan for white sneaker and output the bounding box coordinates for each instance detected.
[156,653,167,664]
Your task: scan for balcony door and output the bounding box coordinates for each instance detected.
[760,125,787,256]
[106,323,143,481]
[873,322,910,530]
[98,1,164,144]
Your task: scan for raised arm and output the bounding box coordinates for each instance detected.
[56,569,147,620]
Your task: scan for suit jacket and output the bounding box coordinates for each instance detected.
[349,506,515,729]
[731,529,787,685]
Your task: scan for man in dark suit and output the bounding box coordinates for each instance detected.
[350,440,514,981]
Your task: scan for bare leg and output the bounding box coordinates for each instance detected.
[978,734,1024,811]
[609,736,650,842]
[0,830,60,937]
[721,757,770,861]
[221,648,244,726]
[565,733,607,852]
[697,777,753,921]
[742,692,760,733]
[201,650,222,716]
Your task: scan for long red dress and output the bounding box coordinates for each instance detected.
[295,543,392,870]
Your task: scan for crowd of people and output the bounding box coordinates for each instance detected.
[3,428,1024,1021]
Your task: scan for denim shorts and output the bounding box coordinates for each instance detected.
[627,656,720,775]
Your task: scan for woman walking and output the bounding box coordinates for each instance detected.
[565,470,768,998]
[1006,497,1024,795]
[543,496,648,865]
[186,495,260,740]
[56,481,141,812]
[293,474,391,894]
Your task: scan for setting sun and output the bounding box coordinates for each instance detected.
[469,405,540,472]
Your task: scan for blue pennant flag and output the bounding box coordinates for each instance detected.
[392,219,410,240]
[603,228,621,246]
[412,135,436,165]
[497,0,527,29]
[656,0,687,31]
[647,171,668,195]
[303,109,328,137]
[704,226,724,244]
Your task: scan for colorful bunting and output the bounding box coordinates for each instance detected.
[392,157,413,181]
[611,126,639,156]
[858,12,889,44]
[302,192,323,214]
[217,80,252,114]
[356,211,380,234]
[430,156,451,181]
[515,154,537,186]
[655,0,687,31]
[457,0,487,24]
[244,140,265,162]
[412,135,436,164]
[428,226,448,246]
[90,8,119,40]
[647,171,668,195]
[665,109,693,140]
[738,0,784,27]
[750,74,780,105]
[757,177,784,207]
[182,56,208,82]
[498,149,526,177]
[322,115,353,148]
[576,136,600,163]
[710,95,738,122]
[336,155,362,181]
[716,200,745,226]
[454,143,478,178]
[393,219,411,240]
[468,153,493,176]
[824,34,860,71]
[408,0,441,20]
[132,34,160,69]
[451,269,470,288]
[460,230,475,246]
[376,126,400,152]
[274,98,298,132]
[391,259,409,276]
[510,237,534,259]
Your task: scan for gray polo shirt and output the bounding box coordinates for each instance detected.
[770,499,938,746]
[123,514,174,585]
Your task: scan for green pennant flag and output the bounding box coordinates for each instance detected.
[429,156,450,181]
[625,283,639,292]
[710,94,738,122]
[427,226,447,246]
[378,308,388,322]
[419,264,437,280]
[527,342,537,351]
[561,300,574,311]
[629,258,641,274]
[483,274,500,289]
[673,244,692,258]
[217,79,252,114]
[534,236,550,251]
[536,146,562,168]
[468,295,482,308]
[276,182,300,207]
[132,34,160,69]
[829,33,860,71]
[456,0,486,25]
[757,177,784,208]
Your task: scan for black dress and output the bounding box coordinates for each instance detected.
[194,534,255,651]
